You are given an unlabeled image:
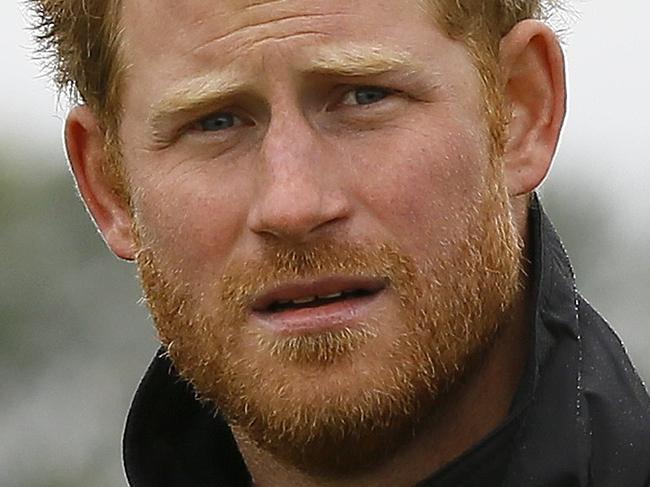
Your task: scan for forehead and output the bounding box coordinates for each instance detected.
[119,0,443,78]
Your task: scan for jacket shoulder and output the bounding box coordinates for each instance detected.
[578,296,650,486]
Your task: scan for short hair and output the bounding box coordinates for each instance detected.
[31,0,124,134]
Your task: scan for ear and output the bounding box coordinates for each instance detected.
[65,106,136,260]
[499,20,567,196]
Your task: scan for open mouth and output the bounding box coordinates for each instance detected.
[266,288,379,313]
[252,278,386,315]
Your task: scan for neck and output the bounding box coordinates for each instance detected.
[235,285,531,487]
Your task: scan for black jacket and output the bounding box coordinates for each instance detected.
[123,196,650,486]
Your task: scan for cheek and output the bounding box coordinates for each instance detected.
[128,157,251,278]
[347,122,488,252]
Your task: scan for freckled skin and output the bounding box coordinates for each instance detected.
[114,1,530,485]
[62,0,569,479]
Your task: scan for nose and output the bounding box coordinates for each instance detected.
[247,110,351,243]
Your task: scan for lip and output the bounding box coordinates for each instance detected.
[250,276,387,334]
[251,276,386,312]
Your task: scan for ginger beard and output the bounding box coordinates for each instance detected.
[134,168,522,476]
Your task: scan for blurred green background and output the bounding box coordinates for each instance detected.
[2,0,649,486]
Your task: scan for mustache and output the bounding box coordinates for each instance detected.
[134,233,422,331]
[218,238,415,307]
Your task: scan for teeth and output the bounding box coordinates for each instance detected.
[319,292,343,300]
[291,296,317,305]
[272,292,351,309]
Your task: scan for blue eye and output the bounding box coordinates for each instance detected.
[343,87,392,106]
[198,113,237,131]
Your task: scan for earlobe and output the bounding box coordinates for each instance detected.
[499,20,567,196]
[65,106,136,260]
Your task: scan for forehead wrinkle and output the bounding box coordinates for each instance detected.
[303,44,425,77]
[242,0,292,11]
[186,12,341,59]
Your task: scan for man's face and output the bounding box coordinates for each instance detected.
[118,0,521,473]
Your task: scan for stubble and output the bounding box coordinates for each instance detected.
[134,170,522,476]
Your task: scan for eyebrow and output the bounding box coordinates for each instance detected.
[303,43,424,77]
[148,69,248,136]
[148,44,425,134]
